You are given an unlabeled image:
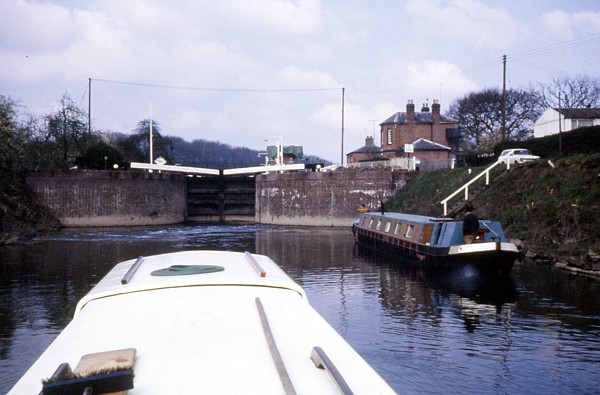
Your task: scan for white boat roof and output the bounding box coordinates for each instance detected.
[10,251,396,395]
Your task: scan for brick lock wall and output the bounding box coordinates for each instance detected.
[26,170,187,227]
[255,169,408,227]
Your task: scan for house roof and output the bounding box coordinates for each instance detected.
[381,111,456,125]
[348,143,381,155]
[555,108,600,119]
[397,138,451,153]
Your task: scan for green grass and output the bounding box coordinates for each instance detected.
[386,153,600,256]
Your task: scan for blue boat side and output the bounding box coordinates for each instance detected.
[355,212,508,248]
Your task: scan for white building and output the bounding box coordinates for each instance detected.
[534,108,600,138]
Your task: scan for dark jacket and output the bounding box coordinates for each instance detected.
[463,212,479,235]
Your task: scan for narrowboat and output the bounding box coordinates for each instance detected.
[352,212,519,275]
[9,250,396,395]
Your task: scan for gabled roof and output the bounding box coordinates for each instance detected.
[348,143,381,155]
[398,138,451,152]
[555,108,600,119]
[381,111,456,125]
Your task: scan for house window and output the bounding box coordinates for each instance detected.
[387,128,393,145]
[574,119,593,128]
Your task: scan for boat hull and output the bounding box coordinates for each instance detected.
[10,251,396,395]
[354,223,518,276]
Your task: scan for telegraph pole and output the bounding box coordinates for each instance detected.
[501,54,507,141]
[558,92,562,157]
[341,87,345,166]
[88,78,92,135]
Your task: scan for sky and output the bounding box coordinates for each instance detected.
[1,0,599,164]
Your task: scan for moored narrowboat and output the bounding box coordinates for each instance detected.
[352,212,519,276]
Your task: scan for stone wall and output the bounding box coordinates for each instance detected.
[26,170,187,227]
[255,169,407,227]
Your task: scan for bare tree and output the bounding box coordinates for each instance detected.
[531,75,600,109]
[44,93,97,166]
[448,88,542,152]
[0,95,19,163]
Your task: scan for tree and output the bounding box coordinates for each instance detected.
[0,95,19,169]
[44,93,97,168]
[120,119,173,164]
[82,142,125,170]
[0,96,45,171]
[531,75,600,109]
[448,88,542,152]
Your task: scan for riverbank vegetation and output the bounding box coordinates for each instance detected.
[386,133,600,273]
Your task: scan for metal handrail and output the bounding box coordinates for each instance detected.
[441,160,506,215]
[311,346,354,395]
[245,251,266,277]
[121,256,144,285]
[256,298,297,395]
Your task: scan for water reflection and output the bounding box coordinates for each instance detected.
[1,225,599,394]
[353,247,516,333]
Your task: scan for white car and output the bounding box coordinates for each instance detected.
[498,148,540,165]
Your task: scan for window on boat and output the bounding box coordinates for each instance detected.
[368,218,374,228]
[394,223,401,235]
[420,224,434,244]
[400,223,408,236]
[376,219,382,230]
[385,221,391,232]
[406,224,415,238]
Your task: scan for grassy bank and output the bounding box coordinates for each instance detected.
[386,153,600,260]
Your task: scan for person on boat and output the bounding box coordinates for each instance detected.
[462,201,479,244]
[380,200,385,215]
[357,204,370,213]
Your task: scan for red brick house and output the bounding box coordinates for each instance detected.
[379,99,460,169]
[346,136,383,165]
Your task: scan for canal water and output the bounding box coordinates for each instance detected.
[1,224,599,394]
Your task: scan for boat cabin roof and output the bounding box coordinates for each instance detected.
[75,250,306,315]
[360,211,453,224]
[10,251,396,395]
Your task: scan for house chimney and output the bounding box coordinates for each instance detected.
[365,136,374,146]
[406,99,415,123]
[432,99,441,124]
[421,102,430,112]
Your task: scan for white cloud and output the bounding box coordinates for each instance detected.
[1,0,598,162]
[0,0,76,51]
[405,0,525,54]
[538,9,600,38]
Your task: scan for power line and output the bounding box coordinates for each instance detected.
[91,78,341,93]
[462,33,600,78]
[509,33,600,61]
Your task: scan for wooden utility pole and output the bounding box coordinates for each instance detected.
[341,87,345,166]
[88,78,92,135]
[558,92,562,157]
[501,55,507,141]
